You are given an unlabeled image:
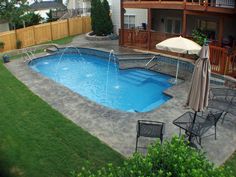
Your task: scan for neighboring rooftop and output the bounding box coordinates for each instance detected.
[30,0,67,10]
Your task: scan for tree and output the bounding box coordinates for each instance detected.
[0,0,29,29]
[11,12,43,29]
[90,0,113,36]
[102,0,113,35]
[94,0,106,36]
[90,0,99,33]
[46,9,58,22]
[22,12,43,27]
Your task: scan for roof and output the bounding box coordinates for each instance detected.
[0,19,8,24]
[30,1,67,10]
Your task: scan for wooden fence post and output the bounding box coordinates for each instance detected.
[14,30,17,49]
[50,22,53,41]
[67,18,71,36]
[33,26,36,46]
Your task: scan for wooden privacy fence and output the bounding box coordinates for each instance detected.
[0,16,91,52]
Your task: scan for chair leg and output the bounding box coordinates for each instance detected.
[160,135,163,144]
[221,112,228,124]
[215,126,217,140]
[135,136,138,152]
[179,128,181,137]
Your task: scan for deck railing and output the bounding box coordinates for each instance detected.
[123,0,236,8]
[120,29,178,49]
[121,29,149,49]
[225,51,236,77]
[120,28,236,77]
[209,45,228,74]
[209,45,236,77]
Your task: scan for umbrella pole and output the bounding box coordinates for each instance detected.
[175,60,180,84]
[188,111,197,142]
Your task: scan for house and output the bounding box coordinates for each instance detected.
[59,0,91,19]
[67,0,91,16]
[0,20,9,33]
[110,0,147,35]
[118,0,236,77]
[119,0,236,50]
[30,0,67,19]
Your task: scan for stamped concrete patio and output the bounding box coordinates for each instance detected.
[5,34,236,166]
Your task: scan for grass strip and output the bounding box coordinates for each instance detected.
[0,62,124,177]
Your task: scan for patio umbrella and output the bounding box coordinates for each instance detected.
[156,36,201,83]
[156,36,201,55]
[186,45,211,141]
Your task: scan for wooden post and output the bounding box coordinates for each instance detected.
[33,26,36,45]
[67,18,71,36]
[182,10,187,37]
[14,30,18,49]
[218,16,224,47]
[50,22,53,41]
[147,8,152,50]
[120,0,124,46]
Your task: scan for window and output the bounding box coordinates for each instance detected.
[165,18,181,34]
[196,19,217,39]
[124,15,135,29]
[196,19,217,31]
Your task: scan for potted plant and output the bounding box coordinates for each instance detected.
[16,39,22,49]
[0,41,5,52]
[192,29,207,46]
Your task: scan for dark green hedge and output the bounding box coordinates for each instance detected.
[90,0,113,36]
[77,137,233,177]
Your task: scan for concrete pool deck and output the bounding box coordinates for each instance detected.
[5,35,236,166]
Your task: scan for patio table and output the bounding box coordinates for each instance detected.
[173,111,215,146]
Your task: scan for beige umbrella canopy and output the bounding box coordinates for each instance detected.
[156,36,202,84]
[156,36,201,55]
[186,45,211,112]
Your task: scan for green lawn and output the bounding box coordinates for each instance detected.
[0,61,124,177]
[225,151,236,176]
[5,36,75,60]
[43,36,75,45]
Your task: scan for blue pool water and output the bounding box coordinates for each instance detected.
[29,52,173,112]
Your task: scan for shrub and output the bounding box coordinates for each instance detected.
[192,29,207,46]
[46,9,58,22]
[102,0,113,35]
[77,137,233,177]
[90,0,98,33]
[16,39,22,49]
[0,41,5,49]
[90,0,113,36]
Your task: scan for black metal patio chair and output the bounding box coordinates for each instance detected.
[208,87,236,123]
[209,87,235,102]
[135,120,164,152]
[200,110,224,140]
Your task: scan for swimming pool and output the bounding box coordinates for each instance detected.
[29,49,173,112]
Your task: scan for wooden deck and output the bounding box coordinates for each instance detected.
[120,28,236,78]
[123,0,236,14]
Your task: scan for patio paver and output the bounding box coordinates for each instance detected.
[5,35,236,166]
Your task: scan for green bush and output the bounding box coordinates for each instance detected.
[16,39,22,49]
[77,137,233,177]
[46,9,59,22]
[0,41,5,49]
[192,29,207,46]
[90,0,113,36]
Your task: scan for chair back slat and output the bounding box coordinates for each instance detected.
[138,122,163,138]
